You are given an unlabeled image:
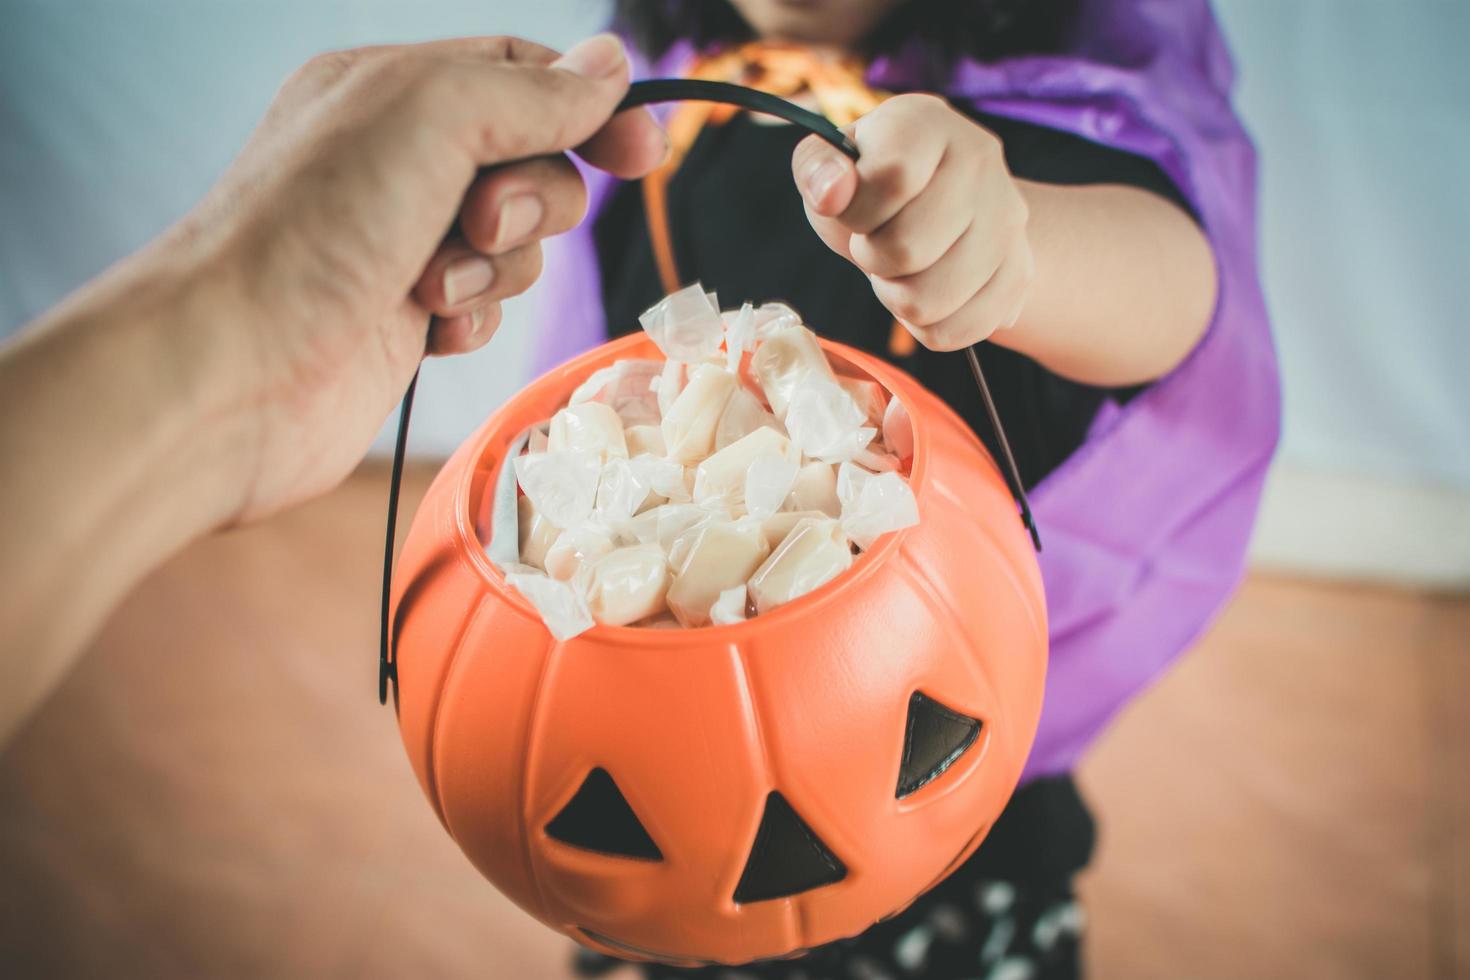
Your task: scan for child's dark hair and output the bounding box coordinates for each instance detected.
[613,0,1081,77]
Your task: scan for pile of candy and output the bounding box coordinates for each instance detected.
[503,285,919,638]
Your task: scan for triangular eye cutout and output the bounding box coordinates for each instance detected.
[897,692,983,798]
[545,768,663,861]
[733,792,846,904]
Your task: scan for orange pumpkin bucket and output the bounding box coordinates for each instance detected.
[378,81,1047,967]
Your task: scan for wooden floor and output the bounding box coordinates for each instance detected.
[0,464,1464,979]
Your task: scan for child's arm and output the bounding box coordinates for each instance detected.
[792,94,1216,387]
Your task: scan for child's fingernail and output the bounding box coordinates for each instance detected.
[493,194,544,249]
[802,156,846,206]
[551,33,626,79]
[444,255,494,305]
[469,305,486,337]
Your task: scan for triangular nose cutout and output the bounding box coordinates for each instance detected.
[545,768,663,861]
[897,692,982,798]
[733,792,847,904]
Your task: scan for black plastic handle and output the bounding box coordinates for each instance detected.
[378,79,1037,704]
[616,78,859,159]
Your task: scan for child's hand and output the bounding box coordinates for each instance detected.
[793,94,1033,352]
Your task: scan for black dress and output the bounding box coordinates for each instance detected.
[578,107,1193,980]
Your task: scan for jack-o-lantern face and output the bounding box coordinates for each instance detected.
[389,335,1046,967]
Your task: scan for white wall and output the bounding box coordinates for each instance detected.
[3,2,1466,583]
[1213,0,1470,586]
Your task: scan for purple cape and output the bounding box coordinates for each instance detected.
[534,0,1280,780]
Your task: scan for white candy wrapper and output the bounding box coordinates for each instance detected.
[837,376,887,425]
[785,376,877,463]
[582,545,670,626]
[882,395,915,462]
[517,496,562,572]
[630,453,688,505]
[544,522,616,581]
[639,283,726,362]
[667,519,770,627]
[744,454,800,520]
[569,359,663,419]
[653,358,687,416]
[747,517,853,614]
[548,403,628,460]
[505,566,594,640]
[692,426,798,507]
[724,302,756,373]
[837,461,921,549]
[715,386,783,452]
[709,584,748,625]
[514,450,600,529]
[785,460,841,516]
[852,446,902,473]
[662,363,737,463]
[751,322,834,418]
[595,457,656,527]
[506,288,920,637]
[752,301,802,339]
[760,509,832,550]
[630,503,725,561]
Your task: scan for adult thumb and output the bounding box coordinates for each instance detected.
[442,35,662,174]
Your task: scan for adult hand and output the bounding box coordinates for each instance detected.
[0,33,665,745]
[185,33,666,520]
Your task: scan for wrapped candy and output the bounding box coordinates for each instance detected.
[505,566,594,641]
[852,446,902,473]
[751,322,834,418]
[594,457,656,527]
[760,509,830,550]
[548,403,628,459]
[569,359,663,426]
[517,496,561,572]
[744,454,800,521]
[692,426,799,506]
[715,386,783,452]
[630,503,725,558]
[882,395,915,463]
[662,363,737,463]
[752,301,801,339]
[709,584,749,625]
[747,517,853,614]
[630,454,688,507]
[625,424,666,457]
[581,545,670,626]
[528,424,549,454]
[505,287,920,636]
[786,375,876,463]
[653,358,686,417]
[837,461,921,549]
[514,450,601,529]
[724,302,756,373]
[639,283,726,362]
[544,523,616,581]
[667,520,770,628]
[786,460,841,517]
[837,376,887,426]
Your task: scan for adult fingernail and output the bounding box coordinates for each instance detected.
[469,305,486,337]
[444,255,494,305]
[552,33,626,79]
[802,155,845,206]
[493,194,544,249]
